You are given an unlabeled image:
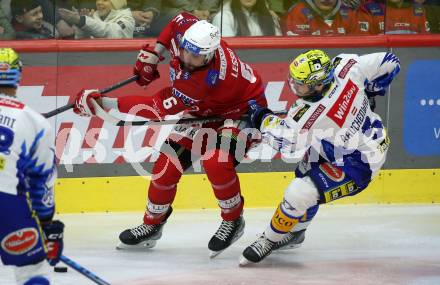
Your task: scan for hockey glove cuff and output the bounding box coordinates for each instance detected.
[74,89,102,116]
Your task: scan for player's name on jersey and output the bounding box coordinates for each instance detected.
[0,113,17,128]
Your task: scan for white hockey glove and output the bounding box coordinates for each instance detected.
[74,89,102,117]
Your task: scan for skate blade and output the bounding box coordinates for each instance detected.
[275,243,302,251]
[116,240,157,250]
[209,249,224,259]
[238,255,252,267]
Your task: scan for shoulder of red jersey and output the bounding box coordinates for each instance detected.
[211,40,243,85]
[157,12,199,51]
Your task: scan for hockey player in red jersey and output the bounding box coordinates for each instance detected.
[73,12,267,257]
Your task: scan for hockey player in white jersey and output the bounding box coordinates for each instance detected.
[0,48,64,284]
[240,49,400,265]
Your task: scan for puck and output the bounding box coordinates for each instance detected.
[54,266,68,273]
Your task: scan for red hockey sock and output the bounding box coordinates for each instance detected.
[144,152,183,225]
[203,149,243,221]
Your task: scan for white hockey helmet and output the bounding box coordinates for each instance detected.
[181,20,220,63]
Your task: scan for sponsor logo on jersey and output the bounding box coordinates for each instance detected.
[171,88,197,106]
[327,83,339,98]
[302,104,325,130]
[338,59,357,79]
[0,98,24,109]
[340,96,368,143]
[205,69,219,86]
[1,228,39,255]
[327,79,359,127]
[319,162,345,182]
[218,46,227,80]
[291,104,310,122]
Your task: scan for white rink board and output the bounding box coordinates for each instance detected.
[1,205,440,285]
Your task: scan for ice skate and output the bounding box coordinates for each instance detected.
[239,233,275,266]
[208,215,245,258]
[117,208,172,250]
[273,229,306,251]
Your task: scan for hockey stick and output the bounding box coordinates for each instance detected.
[42,75,139,118]
[91,100,287,126]
[60,255,111,285]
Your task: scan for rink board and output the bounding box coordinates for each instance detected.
[54,168,440,214]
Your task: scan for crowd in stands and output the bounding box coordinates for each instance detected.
[0,0,438,39]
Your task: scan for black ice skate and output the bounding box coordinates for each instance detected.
[208,215,245,258]
[117,208,172,250]
[239,233,275,266]
[273,229,306,251]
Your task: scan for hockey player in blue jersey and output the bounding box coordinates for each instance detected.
[0,48,64,284]
[240,49,400,265]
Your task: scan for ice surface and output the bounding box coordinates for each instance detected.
[1,205,440,285]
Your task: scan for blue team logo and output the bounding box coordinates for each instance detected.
[0,126,14,154]
[181,39,201,55]
[403,60,440,156]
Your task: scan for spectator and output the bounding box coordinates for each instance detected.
[212,0,282,36]
[0,7,14,39]
[161,0,220,22]
[1,0,11,21]
[284,0,377,35]
[361,0,385,34]
[12,0,58,39]
[385,0,430,34]
[58,0,135,39]
[266,0,298,17]
[128,0,161,37]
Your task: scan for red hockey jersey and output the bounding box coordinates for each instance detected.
[118,12,266,120]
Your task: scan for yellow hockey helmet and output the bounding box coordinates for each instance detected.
[0,48,22,87]
[289,49,333,87]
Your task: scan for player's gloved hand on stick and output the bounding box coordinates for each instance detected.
[247,100,273,129]
[74,89,103,116]
[42,220,65,266]
[134,44,164,87]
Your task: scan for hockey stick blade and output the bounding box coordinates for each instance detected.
[42,75,138,118]
[60,255,111,285]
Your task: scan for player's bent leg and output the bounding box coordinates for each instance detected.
[273,204,319,251]
[118,142,192,250]
[240,176,319,266]
[15,260,50,285]
[204,148,245,258]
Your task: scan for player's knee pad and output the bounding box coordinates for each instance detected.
[23,276,50,285]
[15,260,49,285]
[283,176,320,218]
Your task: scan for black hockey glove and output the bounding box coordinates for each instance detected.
[42,220,65,266]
